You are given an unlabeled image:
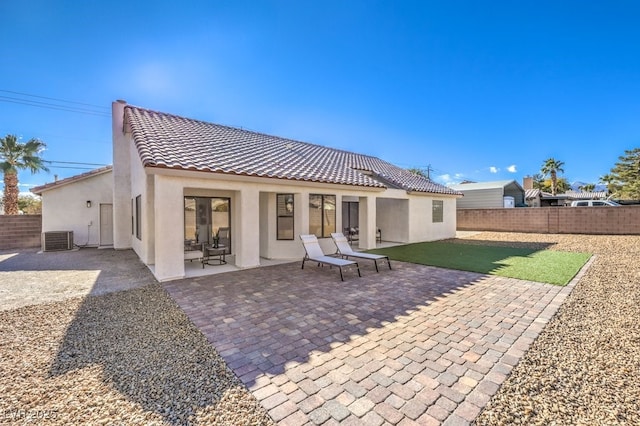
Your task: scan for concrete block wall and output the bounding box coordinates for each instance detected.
[457,207,640,235]
[0,215,42,249]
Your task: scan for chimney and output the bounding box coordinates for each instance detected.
[523,176,533,190]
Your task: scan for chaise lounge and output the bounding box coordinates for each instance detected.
[300,234,361,281]
[331,232,392,272]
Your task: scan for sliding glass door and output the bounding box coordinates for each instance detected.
[184,197,231,253]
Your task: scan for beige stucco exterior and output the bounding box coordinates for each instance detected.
[43,100,444,281]
[38,169,113,247]
[110,101,459,281]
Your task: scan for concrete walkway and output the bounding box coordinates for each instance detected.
[164,259,577,425]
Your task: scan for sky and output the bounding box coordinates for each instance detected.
[1,0,639,194]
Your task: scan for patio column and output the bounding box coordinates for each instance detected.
[236,187,260,268]
[358,195,377,250]
[154,176,184,281]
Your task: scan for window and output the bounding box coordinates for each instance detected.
[432,200,443,223]
[184,197,232,253]
[309,194,336,238]
[131,199,134,235]
[277,194,294,240]
[135,195,142,240]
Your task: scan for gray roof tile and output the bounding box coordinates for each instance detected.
[124,106,461,196]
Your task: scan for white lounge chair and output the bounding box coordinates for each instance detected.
[300,234,361,281]
[331,232,392,272]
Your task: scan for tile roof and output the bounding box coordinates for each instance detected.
[564,190,609,200]
[31,165,113,195]
[124,105,460,196]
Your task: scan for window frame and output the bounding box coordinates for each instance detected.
[432,199,444,223]
[276,193,295,240]
[309,194,336,238]
[135,195,142,240]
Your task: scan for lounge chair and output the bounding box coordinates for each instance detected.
[300,234,361,281]
[331,232,392,272]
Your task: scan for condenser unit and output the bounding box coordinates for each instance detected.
[42,231,74,252]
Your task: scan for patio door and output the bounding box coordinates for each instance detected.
[184,197,231,253]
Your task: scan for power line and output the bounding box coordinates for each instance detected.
[0,96,111,117]
[0,89,109,110]
[47,166,99,170]
[45,160,110,166]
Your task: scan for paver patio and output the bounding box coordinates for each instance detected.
[164,259,580,425]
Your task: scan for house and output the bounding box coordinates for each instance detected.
[35,101,462,281]
[32,166,114,246]
[450,180,525,209]
[523,176,610,207]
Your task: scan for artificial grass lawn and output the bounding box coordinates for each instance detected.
[370,242,591,285]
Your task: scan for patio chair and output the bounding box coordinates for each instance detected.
[184,241,205,268]
[330,232,391,272]
[300,234,361,281]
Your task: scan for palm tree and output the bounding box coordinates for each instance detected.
[541,158,565,196]
[599,173,620,196]
[1,134,48,215]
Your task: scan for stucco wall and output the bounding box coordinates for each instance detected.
[457,207,640,234]
[40,171,113,247]
[408,196,458,242]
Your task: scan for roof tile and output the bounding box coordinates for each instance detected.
[124,106,460,196]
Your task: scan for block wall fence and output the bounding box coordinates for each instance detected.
[0,215,42,249]
[457,207,640,235]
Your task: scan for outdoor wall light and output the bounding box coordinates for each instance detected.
[86,200,92,208]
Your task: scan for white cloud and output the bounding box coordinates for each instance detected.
[507,164,517,173]
[489,166,498,173]
[437,173,465,186]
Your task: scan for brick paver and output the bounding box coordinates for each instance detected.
[164,259,580,424]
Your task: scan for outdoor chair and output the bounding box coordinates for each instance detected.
[184,241,205,268]
[299,234,361,281]
[331,232,391,272]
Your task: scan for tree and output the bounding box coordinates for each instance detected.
[18,194,42,214]
[539,177,570,194]
[407,168,429,179]
[609,148,640,200]
[599,173,621,196]
[541,158,565,196]
[531,173,546,190]
[0,134,48,215]
[579,183,596,192]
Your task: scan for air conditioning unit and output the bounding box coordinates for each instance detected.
[42,231,74,252]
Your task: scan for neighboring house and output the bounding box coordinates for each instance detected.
[524,188,541,207]
[524,189,610,207]
[32,166,114,247]
[450,180,525,209]
[34,101,463,282]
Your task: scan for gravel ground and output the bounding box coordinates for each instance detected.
[462,233,640,425]
[0,284,274,425]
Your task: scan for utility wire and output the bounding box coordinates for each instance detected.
[0,89,109,110]
[0,96,111,117]
[45,160,110,166]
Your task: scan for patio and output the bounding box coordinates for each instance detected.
[164,256,581,424]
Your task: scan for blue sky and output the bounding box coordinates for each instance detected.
[2,0,639,193]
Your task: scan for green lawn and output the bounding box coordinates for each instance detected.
[369,242,591,285]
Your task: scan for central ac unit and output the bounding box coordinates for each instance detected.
[42,231,74,252]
